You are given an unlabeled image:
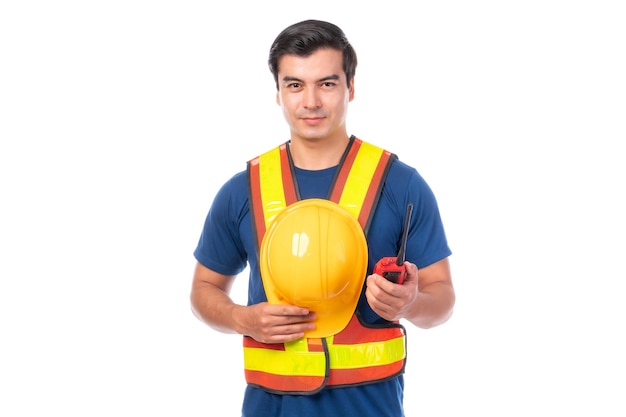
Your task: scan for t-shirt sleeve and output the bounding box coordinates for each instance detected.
[193,172,249,276]
[405,169,452,268]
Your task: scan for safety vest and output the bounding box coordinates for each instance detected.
[245,136,407,395]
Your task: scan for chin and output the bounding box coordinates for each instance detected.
[297,128,330,141]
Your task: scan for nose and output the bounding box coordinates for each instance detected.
[302,87,321,109]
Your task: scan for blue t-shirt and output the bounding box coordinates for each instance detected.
[194,149,451,417]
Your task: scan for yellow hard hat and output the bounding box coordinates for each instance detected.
[260,198,368,338]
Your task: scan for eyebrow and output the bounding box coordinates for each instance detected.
[281,74,341,84]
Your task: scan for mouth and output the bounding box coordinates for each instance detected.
[300,116,325,125]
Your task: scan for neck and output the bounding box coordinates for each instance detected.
[288,134,351,170]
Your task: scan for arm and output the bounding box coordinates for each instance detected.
[190,262,317,343]
[365,258,455,329]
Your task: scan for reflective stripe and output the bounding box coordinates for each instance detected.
[338,142,384,219]
[244,337,404,375]
[285,337,310,352]
[328,336,406,369]
[244,346,327,376]
[258,146,287,229]
[244,338,329,377]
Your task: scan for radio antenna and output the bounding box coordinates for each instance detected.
[396,203,413,266]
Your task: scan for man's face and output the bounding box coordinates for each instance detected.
[275,48,354,143]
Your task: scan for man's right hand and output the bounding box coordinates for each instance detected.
[237,302,316,343]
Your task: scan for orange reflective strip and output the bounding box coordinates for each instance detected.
[248,157,265,248]
[328,360,405,386]
[333,315,404,344]
[278,143,298,205]
[244,336,285,351]
[245,369,326,393]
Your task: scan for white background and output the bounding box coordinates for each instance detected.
[1,1,625,415]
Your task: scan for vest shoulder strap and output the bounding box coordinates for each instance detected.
[247,136,397,249]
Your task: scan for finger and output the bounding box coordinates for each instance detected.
[270,304,312,317]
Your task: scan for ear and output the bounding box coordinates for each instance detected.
[348,78,355,101]
[275,90,281,106]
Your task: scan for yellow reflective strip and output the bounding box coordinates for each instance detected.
[338,142,384,218]
[243,346,326,376]
[258,147,287,228]
[327,337,406,369]
[285,337,309,352]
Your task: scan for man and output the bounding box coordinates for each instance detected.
[190,19,455,417]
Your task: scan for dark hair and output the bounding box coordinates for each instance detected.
[268,19,357,90]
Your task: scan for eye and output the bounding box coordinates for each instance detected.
[287,82,302,89]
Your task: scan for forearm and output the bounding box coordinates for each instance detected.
[189,262,251,336]
[405,281,455,329]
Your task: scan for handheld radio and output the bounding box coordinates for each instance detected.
[373,203,413,284]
